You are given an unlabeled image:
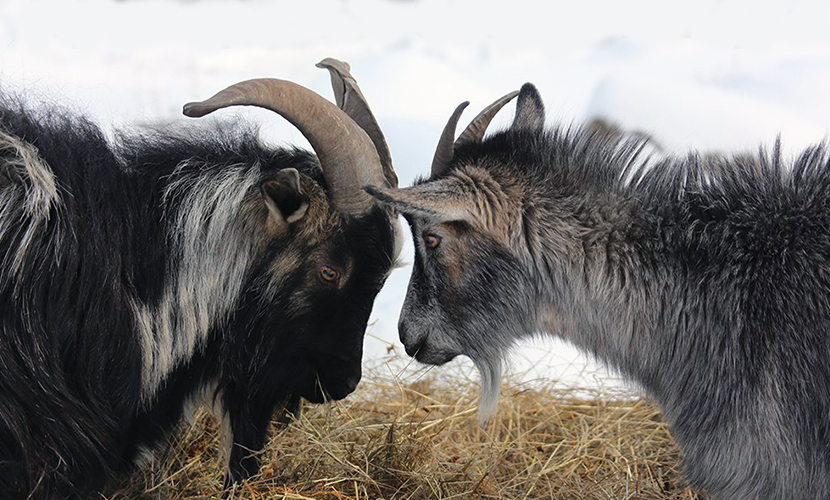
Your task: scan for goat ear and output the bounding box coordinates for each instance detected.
[261,168,309,225]
[511,83,545,132]
[365,179,476,224]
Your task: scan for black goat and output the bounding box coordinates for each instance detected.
[0,59,401,498]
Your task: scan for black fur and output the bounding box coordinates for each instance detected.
[0,95,396,499]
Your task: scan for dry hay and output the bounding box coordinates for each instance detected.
[105,373,701,500]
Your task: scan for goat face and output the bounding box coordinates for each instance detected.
[233,182,398,404]
[395,187,534,365]
[178,61,401,410]
[367,86,546,415]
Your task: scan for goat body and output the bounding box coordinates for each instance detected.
[0,60,399,499]
[369,83,830,500]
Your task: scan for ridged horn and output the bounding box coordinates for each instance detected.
[316,57,397,188]
[455,90,520,145]
[430,101,469,178]
[183,77,383,215]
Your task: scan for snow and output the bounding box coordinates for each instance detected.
[2,0,829,393]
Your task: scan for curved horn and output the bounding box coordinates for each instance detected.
[455,90,520,146]
[183,78,383,215]
[430,101,469,178]
[316,58,397,188]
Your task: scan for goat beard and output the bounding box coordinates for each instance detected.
[473,355,504,424]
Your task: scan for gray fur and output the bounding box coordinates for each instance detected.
[368,83,830,499]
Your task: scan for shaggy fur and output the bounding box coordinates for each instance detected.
[369,83,830,500]
[0,94,398,499]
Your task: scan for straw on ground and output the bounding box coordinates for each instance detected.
[106,375,701,499]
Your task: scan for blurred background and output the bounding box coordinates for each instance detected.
[2,0,829,393]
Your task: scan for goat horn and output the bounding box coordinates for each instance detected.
[455,90,520,145]
[316,58,397,188]
[430,101,469,178]
[183,78,383,216]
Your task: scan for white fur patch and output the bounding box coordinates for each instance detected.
[133,162,262,402]
[183,380,233,470]
[0,130,61,278]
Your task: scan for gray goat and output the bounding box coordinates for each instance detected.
[367,84,830,500]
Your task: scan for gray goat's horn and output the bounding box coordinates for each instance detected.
[430,101,469,178]
[183,76,385,216]
[456,90,520,145]
[316,58,397,188]
[430,90,520,178]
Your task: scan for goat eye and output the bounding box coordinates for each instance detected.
[424,234,441,250]
[319,265,339,283]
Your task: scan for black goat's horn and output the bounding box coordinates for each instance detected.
[316,58,397,188]
[183,71,386,216]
